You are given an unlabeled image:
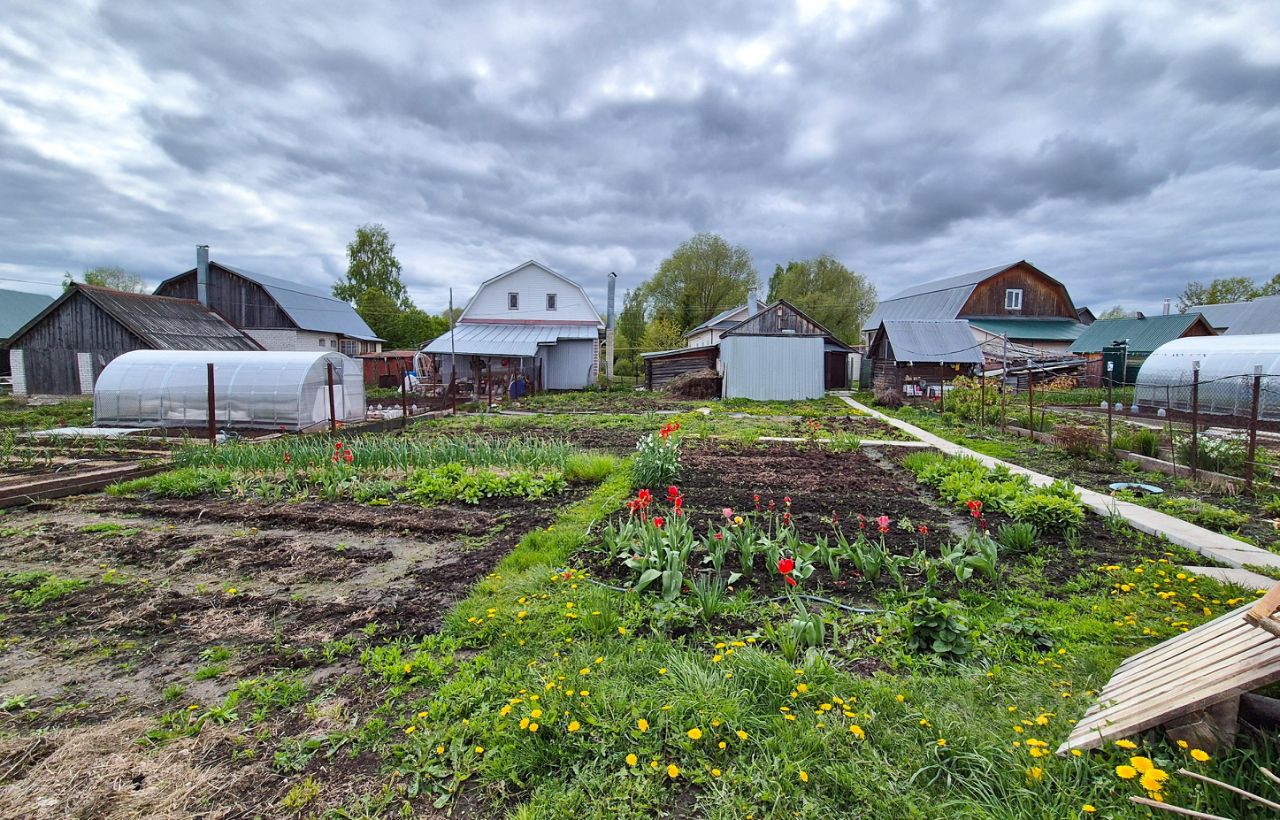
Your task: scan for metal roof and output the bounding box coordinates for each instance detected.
[422,323,598,357]
[1068,313,1213,355]
[1190,296,1280,336]
[684,301,768,336]
[873,320,984,364]
[216,264,382,341]
[81,286,262,351]
[888,263,1017,300]
[0,288,53,340]
[968,318,1087,342]
[862,261,1072,332]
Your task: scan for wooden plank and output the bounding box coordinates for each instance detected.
[1117,607,1251,670]
[0,462,167,508]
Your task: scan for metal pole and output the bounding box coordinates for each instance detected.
[401,372,409,430]
[487,357,493,410]
[1190,360,1200,480]
[206,362,216,446]
[1027,358,1034,431]
[448,288,457,415]
[1247,365,1262,490]
[326,361,337,433]
[1106,361,1114,451]
[605,272,617,382]
[980,372,986,432]
[1000,333,1009,433]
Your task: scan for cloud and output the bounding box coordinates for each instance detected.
[0,0,1277,318]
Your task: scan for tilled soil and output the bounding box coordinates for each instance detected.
[0,494,559,817]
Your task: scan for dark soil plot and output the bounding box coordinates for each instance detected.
[0,493,560,817]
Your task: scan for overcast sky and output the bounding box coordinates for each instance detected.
[2,0,1278,316]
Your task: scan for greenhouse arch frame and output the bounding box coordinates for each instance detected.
[1134,334,1280,421]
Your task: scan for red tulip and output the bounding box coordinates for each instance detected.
[653,516,665,529]
[667,486,681,500]
[782,512,791,526]
[876,515,890,533]
[713,532,724,540]
[967,499,983,518]
[783,496,792,506]
[918,524,928,535]
[778,557,794,575]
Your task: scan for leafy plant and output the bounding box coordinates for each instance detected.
[1008,492,1084,535]
[1153,496,1248,532]
[1052,424,1103,459]
[1115,427,1160,457]
[688,575,729,624]
[1177,434,1248,477]
[938,532,999,582]
[631,423,681,489]
[4,571,87,608]
[995,522,1038,555]
[904,597,973,659]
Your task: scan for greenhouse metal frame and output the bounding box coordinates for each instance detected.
[94,350,365,431]
[1134,334,1280,421]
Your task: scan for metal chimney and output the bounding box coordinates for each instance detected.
[196,245,210,307]
[1162,298,1171,316]
[605,272,617,381]
[606,272,617,329]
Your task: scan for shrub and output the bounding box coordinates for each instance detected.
[1115,427,1160,457]
[1177,434,1248,477]
[632,425,681,489]
[996,522,1039,554]
[1053,424,1103,459]
[1008,492,1085,534]
[942,376,1001,422]
[873,388,904,409]
[1154,496,1247,532]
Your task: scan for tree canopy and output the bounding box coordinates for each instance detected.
[63,265,146,293]
[1098,305,1129,320]
[765,254,876,343]
[641,233,757,333]
[354,287,448,350]
[333,223,410,308]
[639,315,684,354]
[1177,274,1280,312]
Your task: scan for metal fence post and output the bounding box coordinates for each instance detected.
[1247,365,1262,490]
[401,372,409,430]
[1190,360,1200,480]
[980,374,986,431]
[1106,361,1114,451]
[327,361,337,433]
[206,362,216,446]
[1027,363,1034,431]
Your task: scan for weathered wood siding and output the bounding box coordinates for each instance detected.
[156,266,297,330]
[725,302,826,337]
[960,263,1075,319]
[8,291,147,394]
[644,347,718,390]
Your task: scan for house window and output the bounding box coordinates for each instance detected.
[508,292,519,310]
[546,293,557,311]
[1004,288,1023,310]
[318,338,327,347]
[339,340,358,356]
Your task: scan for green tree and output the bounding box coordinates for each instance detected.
[1254,273,1280,297]
[1205,276,1257,305]
[617,288,647,361]
[354,288,403,343]
[334,224,409,308]
[639,315,684,354]
[63,265,146,293]
[643,233,756,332]
[765,254,875,343]
[1175,281,1209,313]
[1099,305,1129,320]
[394,308,448,349]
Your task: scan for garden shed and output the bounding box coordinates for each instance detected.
[719,300,854,400]
[94,350,365,431]
[1134,334,1280,422]
[867,320,984,395]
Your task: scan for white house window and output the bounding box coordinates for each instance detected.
[1005,288,1023,310]
[508,292,519,310]
[318,338,326,347]
[339,340,358,356]
[546,293,557,311]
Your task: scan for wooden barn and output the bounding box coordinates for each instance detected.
[7,283,259,396]
[867,320,984,396]
[641,345,719,391]
[863,261,1085,353]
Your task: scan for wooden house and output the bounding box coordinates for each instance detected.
[422,261,605,391]
[7,283,259,395]
[863,261,1085,353]
[682,299,767,348]
[867,320,984,396]
[154,249,383,355]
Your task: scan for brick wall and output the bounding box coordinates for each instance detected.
[76,352,94,395]
[10,349,26,396]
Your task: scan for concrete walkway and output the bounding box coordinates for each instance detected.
[835,394,1280,576]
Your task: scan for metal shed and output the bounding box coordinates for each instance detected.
[718,300,851,400]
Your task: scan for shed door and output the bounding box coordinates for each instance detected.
[25,349,80,395]
[824,352,848,389]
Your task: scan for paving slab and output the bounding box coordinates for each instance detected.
[835,393,1280,572]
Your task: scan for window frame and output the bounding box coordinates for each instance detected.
[508,292,519,310]
[1004,288,1023,311]
[546,292,557,311]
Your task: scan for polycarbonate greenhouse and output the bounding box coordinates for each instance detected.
[94,350,366,431]
[1134,334,1280,421]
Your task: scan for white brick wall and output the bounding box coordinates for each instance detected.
[76,352,94,395]
[245,328,342,352]
[10,349,26,396]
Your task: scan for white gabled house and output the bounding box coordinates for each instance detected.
[423,260,605,392]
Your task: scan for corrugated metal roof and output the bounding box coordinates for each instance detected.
[968,318,1087,341]
[684,301,767,336]
[862,286,976,331]
[875,320,984,363]
[1189,296,1280,336]
[80,286,262,351]
[216,264,383,341]
[422,323,598,357]
[0,288,54,340]
[888,263,1017,300]
[1068,313,1212,355]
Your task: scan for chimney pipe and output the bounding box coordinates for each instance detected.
[1162,298,1171,316]
[196,245,210,307]
[606,272,617,330]
[605,272,617,382]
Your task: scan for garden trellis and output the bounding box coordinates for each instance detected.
[94,350,365,432]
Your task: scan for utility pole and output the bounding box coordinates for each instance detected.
[448,288,457,414]
[605,272,617,383]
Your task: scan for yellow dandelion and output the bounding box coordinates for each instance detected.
[475,745,484,754]
[1140,769,1169,792]
[1115,739,1137,750]
[579,667,590,676]
[658,667,668,675]
[626,753,638,767]
[436,745,445,755]
[798,770,809,783]
[638,718,649,732]
[530,709,543,719]
[687,728,703,740]
[528,722,539,732]
[850,725,865,739]
[736,730,748,740]
[404,725,416,735]
[936,738,947,747]
[1176,739,1188,749]
[1028,766,1043,781]
[1083,805,1096,813]
[1115,765,1137,780]
[567,720,581,733]
[1190,748,1210,762]
[1130,756,1153,774]
[711,768,721,777]
[667,763,680,779]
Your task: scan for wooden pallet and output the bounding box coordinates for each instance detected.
[1059,585,1280,755]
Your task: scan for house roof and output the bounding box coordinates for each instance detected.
[1189,296,1280,336]
[422,322,598,357]
[1068,313,1214,355]
[721,299,855,350]
[0,288,54,340]
[460,260,604,328]
[968,318,1087,342]
[862,261,1073,332]
[683,300,768,337]
[156,262,383,342]
[872,320,985,364]
[10,284,261,351]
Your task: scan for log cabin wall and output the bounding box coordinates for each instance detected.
[960,264,1076,319]
[8,290,148,394]
[156,265,297,330]
[644,347,718,390]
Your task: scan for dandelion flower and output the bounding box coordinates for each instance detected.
[436,745,445,755]
[475,746,484,754]
[799,770,809,783]
[1140,769,1168,792]
[936,738,947,747]
[638,718,649,732]
[711,768,721,777]
[528,722,539,732]
[1028,767,1042,781]
[796,683,809,693]
[1190,748,1210,762]
[718,741,726,749]
[404,726,416,735]
[850,725,865,739]
[579,667,590,676]
[736,730,748,740]
[1083,805,1096,813]
[626,753,638,767]
[1115,765,1137,780]
[658,667,668,675]
[1130,756,1153,773]
[1115,739,1137,750]
[687,728,702,740]
[1176,740,1188,749]
[530,709,542,719]
[568,721,580,733]
[667,763,680,779]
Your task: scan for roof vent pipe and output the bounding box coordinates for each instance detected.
[1162,298,1171,316]
[196,245,210,307]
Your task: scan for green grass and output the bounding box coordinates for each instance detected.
[3,571,88,609]
[0,396,94,430]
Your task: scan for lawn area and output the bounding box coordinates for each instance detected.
[0,395,93,430]
[0,407,1276,817]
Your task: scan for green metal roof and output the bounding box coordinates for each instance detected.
[0,288,54,340]
[968,318,1086,342]
[1068,314,1212,355]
